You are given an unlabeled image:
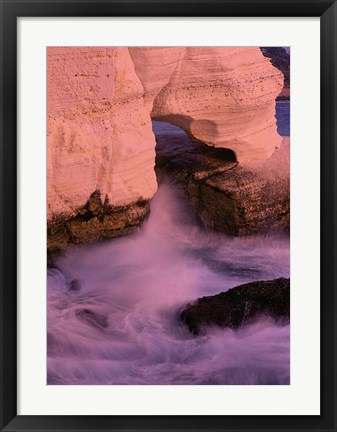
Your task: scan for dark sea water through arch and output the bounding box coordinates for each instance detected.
[275,100,290,136]
[47,101,290,385]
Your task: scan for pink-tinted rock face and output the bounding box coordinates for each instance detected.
[48,47,157,220]
[128,47,185,110]
[130,47,283,163]
[48,46,284,225]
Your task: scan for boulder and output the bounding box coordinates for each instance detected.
[180,278,290,334]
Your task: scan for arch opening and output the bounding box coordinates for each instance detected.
[151,120,237,184]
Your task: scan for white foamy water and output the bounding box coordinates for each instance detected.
[47,183,290,385]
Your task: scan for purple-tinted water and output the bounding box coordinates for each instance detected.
[276,100,290,136]
[48,181,290,385]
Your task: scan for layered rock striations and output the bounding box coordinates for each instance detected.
[48,47,285,254]
[156,132,290,236]
[48,47,157,219]
[130,47,284,162]
[48,48,157,255]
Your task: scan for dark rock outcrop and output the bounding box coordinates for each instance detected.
[155,133,290,236]
[180,277,290,334]
[47,191,150,264]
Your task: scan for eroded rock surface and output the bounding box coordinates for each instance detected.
[47,190,150,261]
[48,47,285,253]
[180,278,290,334]
[261,47,290,100]
[156,132,290,236]
[75,308,108,330]
[48,47,157,220]
[131,47,283,162]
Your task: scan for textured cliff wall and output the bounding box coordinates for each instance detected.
[261,47,290,100]
[47,47,285,254]
[48,47,157,221]
[130,47,283,162]
[156,130,290,236]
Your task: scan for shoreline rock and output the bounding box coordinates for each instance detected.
[156,134,290,236]
[47,47,285,252]
[47,191,150,264]
[131,47,283,163]
[180,277,290,335]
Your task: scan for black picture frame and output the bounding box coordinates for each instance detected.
[0,1,336,431]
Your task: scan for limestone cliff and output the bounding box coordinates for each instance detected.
[130,47,283,162]
[261,47,290,100]
[47,47,285,254]
[48,47,157,221]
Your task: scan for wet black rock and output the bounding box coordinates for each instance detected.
[180,278,290,335]
[75,308,108,330]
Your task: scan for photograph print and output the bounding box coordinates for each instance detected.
[47,46,290,385]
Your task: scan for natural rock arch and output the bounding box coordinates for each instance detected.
[130,47,283,163]
[47,47,285,254]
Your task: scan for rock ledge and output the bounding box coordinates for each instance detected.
[180,277,290,334]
